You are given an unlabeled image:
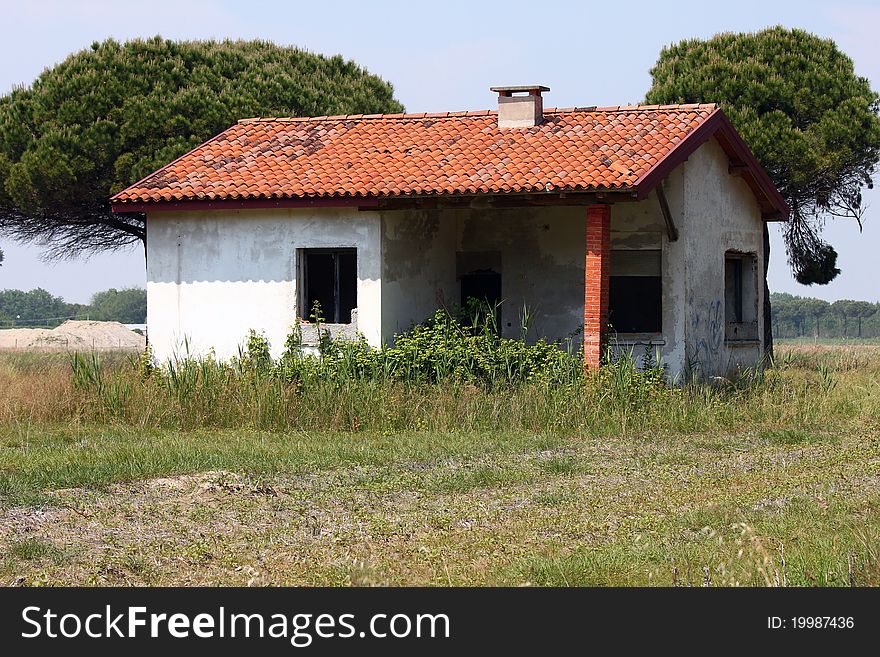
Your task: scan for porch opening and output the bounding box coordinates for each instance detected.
[298,248,357,324]
[609,249,662,334]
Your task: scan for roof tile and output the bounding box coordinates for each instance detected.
[113,105,718,205]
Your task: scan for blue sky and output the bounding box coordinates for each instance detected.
[0,0,878,302]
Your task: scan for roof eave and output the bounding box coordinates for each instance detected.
[110,189,639,214]
[632,108,789,221]
[110,195,382,214]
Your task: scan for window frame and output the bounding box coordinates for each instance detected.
[608,248,663,338]
[297,248,357,325]
[724,251,759,343]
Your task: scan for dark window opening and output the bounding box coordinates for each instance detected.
[609,277,662,333]
[301,249,357,324]
[461,269,502,333]
[725,257,744,323]
[609,249,662,334]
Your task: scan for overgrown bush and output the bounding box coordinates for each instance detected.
[271,305,586,388]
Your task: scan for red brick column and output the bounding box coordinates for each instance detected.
[584,204,611,369]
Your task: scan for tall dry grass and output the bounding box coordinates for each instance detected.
[1,341,877,438]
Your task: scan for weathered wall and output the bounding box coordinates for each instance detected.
[146,208,381,361]
[380,209,458,339]
[381,205,588,344]
[380,195,682,356]
[681,137,765,378]
[607,165,686,377]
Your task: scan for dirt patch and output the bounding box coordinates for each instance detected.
[0,320,145,352]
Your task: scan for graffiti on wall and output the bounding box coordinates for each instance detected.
[690,299,724,372]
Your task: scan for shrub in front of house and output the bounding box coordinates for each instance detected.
[261,305,585,388]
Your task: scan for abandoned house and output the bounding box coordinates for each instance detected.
[111,85,788,380]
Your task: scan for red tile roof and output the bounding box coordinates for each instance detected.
[110,103,787,218]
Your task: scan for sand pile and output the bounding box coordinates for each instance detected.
[0,320,146,352]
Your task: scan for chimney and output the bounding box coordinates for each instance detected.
[490,85,550,128]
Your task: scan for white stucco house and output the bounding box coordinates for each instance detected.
[111,86,788,379]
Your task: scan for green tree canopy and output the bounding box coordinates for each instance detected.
[0,287,70,324]
[645,27,880,285]
[0,37,404,259]
[89,287,146,323]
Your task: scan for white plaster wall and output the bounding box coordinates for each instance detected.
[681,137,766,378]
[146,208,382,362]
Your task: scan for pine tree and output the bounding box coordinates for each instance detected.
[0,37,404,259]
[646,27,880,285]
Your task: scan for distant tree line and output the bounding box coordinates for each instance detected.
[0,287,145,327]
[771,292,880,339]
[3,287,875,339]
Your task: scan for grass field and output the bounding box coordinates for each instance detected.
[777,336,880,346]
[1,343,879,586]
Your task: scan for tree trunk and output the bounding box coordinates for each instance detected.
[762,223,774,361]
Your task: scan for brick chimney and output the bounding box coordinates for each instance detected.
[490,85,550,128]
